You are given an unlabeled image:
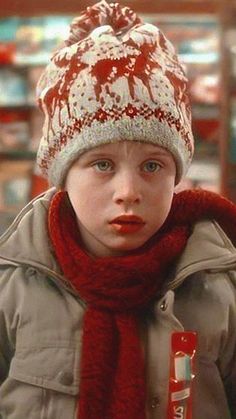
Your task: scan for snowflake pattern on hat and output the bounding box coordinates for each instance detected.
[36,0,194,187]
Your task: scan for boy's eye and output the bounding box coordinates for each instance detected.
[93,160,113,172]
[143,161,161,173]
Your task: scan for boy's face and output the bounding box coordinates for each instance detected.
[65,141,176,257]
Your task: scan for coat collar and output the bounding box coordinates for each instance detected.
[169,220,236,289]
[0,188,63,281]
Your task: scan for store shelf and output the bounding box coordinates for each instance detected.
[0,150,36,160]
[180,52,219,64]
[192,103,219,119]
[0,103,36,110]
[15,54,50,67]
[216,1,236,200]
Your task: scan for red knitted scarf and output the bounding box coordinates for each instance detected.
[48,189,236,419]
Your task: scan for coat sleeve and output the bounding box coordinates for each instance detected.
[0,266,21,385]
[217,270,236,418]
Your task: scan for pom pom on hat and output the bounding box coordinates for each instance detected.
[66,0,141,46]
[36,0,194,187]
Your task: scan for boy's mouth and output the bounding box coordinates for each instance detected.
[109,215,145,234]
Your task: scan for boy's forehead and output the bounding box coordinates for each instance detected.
[81,141,171,157]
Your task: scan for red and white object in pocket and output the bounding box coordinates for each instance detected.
[167,331,197,419]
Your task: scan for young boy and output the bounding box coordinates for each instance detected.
[0,1,236,418]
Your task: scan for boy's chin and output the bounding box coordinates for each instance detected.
[106,238,151,257]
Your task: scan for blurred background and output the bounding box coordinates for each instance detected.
[0,0,235,233]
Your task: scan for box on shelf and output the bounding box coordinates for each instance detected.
[0,110,30,151]
[0,67,28,106]
[0,42,16,65]
[192,115,219,147]
[0,160,33,213]
[0,17,19,65]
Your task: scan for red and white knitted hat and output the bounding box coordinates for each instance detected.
[36,0,194,187]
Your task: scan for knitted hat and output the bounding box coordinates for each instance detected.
[36,0,194,187]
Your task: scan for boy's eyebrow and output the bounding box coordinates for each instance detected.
[144,150,170,157]
[139,150,172,159]
[82,151,116,159]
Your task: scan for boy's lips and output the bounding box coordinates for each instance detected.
[109,215,145,234]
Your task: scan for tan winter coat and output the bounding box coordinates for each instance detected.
[0,188,236,419]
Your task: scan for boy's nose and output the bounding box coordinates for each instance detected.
[113,173,142,205]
